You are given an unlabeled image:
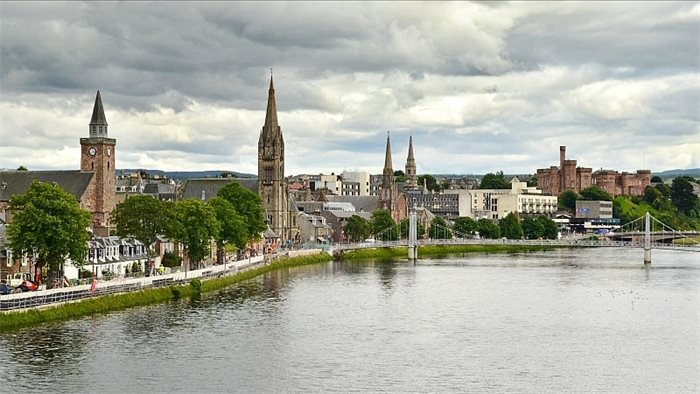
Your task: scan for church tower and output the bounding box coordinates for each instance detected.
[80,90,116,236]
[379,131,397,218]
[258,75,289,241]
[404,134,418,191]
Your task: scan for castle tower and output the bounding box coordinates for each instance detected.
[258,75,289,241]
[379,131,398,219]
[80,90,116,235]
[404,134,418,190]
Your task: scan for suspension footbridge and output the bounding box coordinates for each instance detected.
[332,212,700,263]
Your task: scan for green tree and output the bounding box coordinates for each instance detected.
[399,218,426,239]
[344,215,372,242]
[209,196,248,264]
[429,216,452,239]
[671,176,700,216]
[478,171,510,189]
[453,217,478,236]
[498,212,523,239]
[477,218,500,239]
[217,181,267,240]
[169,199,220,269]
[650,176,663,183]
[112,195,169,261]
[643,185,663,205]
[558,190,579,211]
[536,215,559,239]
[527,175,538,187]
[417,174,440,192]
[522,217,545,239]
[579,186,613,201]
[371,210,398,241]
[6,180,91,286]
[16,166,28,171]
[655,183,672,198]
[393,170,405,183]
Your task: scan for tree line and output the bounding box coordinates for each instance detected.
[5,180,266,286]
[342,209,558,242]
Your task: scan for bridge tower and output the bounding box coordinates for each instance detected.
[644,211,651,264]
[408,205,418,260]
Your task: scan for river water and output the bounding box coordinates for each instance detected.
[0,248,698,393]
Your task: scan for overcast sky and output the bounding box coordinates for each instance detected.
[1,1,698,176]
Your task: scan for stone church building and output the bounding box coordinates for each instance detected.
[0,91,116,236]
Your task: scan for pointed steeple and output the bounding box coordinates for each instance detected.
[89,90,108,137]
[405,132,418,190]
[263,74,279,131]
[383,131,393,172]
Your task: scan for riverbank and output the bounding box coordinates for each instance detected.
[0,252,332,331]
[337,244,565,260]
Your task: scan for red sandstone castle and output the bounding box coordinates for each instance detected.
[537,146,651,197]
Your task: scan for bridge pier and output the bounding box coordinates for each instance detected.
[644,212,651,264]
[408,206,418,260]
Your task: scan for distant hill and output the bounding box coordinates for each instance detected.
[117,169,256,180]
[652,168,700,179]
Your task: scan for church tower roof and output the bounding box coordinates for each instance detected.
[90,90,108,126]
[264,75,278,131]
[407,134,415,163]
[383,131,393,172]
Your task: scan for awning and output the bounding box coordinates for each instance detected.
[316,236,327,243]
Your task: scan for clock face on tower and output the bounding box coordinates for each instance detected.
[88,147,97,157]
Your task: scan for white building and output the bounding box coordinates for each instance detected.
[446,178,558,220]
[341,171,371,196]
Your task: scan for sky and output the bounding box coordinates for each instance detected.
[1,1,698,176]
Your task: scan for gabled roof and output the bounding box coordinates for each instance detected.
[180,178,257,201]
[324,195,380,213]
[0,171,94,202]
[143,183,175,194]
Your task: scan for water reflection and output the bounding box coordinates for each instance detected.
[1,322,90,390]
[0,248,697,393]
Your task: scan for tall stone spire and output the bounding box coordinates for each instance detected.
[263,75,279,132]
[379,131,397,217]
[258,72,290,242]
[89,90,108,137]
[405,133,418,190]
[382,131,393,187]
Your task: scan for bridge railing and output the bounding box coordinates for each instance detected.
[332,238,700,252]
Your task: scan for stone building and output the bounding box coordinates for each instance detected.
[378,132,407,222]
[258,75,292,241]
[537,146,650,197]
[0,91,116,236]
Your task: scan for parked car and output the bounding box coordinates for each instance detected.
[14,280,39,293]
[0,281,11,295]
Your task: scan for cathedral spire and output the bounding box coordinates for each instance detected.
[89,90,108,137]
[383,131,393,172]
[263,74,279,131]
[405,133,417,190]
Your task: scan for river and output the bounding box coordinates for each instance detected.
[0,248,698,393]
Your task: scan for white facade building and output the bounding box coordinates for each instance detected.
[446,178,558,220]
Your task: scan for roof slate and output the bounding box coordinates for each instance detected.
[181,178,257,201]
[0,171,94,202]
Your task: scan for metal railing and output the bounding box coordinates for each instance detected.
[0,255,266,312]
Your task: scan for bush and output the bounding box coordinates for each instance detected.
[190,278,202,293]
[170,286,181,299]
[161,251,182,268]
